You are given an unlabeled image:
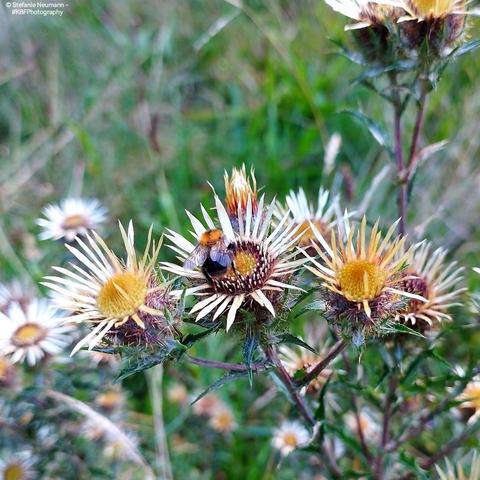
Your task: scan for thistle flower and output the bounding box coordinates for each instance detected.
[275,188,343,250]
[43,222,172,354]
[271,420,310,456]
[381,0,468,51]
[457,376,480,424]
[303,217,424,339]
[37,197,107,242]
[436,451,480,480]
[324,0,403,30]
[209,406,237,433]
[162,193,304,331]
[0,300,72,366]
[0,451,36,480]
[224,164,258,219]
[396,242,465,330]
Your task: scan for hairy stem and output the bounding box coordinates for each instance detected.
[407,90,427,169]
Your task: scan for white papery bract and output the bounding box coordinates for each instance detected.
[162,195,305,331]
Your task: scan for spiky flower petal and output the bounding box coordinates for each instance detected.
[436,451,480,480]
[43,222,168,354]
[396,242,465,329]
[457,376,480,424]
[162,194,305,331]
[224,164,257,219]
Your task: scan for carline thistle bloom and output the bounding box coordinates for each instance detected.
[303,216,425,337]
[162,168,305,331]
[37,197,107,242]
[43,222,171,354]
[275,187,343,250]
[396,242,465,330]
[0,300,72,366]
[436,451,480,480]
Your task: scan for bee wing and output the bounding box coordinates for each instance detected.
[183,246,209,270]
[210,242,233,267]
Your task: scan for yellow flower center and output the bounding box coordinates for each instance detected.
[97,272,147,318]
[61,214,88,230]
[338,260,386,302]
[412,0,455,16]
[283,432,299,448]
[463,384,480,410]
[12,323,46,347]
[232,251,258,277]
[4,464,25,480]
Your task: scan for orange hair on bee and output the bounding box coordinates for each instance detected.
[199,229,224,247]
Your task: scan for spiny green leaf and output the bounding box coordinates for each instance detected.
[277,333,317,354]
[341,110,391,151]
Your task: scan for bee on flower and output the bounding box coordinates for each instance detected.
[395,242,465,332]
[0,299,72,366]
[37,197,107,242]
[43,222,176,354]
[162,166,305,331]
[302,216,425,342]
[271,420,311,456]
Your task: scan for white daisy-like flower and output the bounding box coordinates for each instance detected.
[161,194,305,331]
[275,187,345,249]
[380,0,466,22]
[397,242,465,327]
[37,197,107,242]
[271,420,311,456]
[0,450,36,480]
[0,300,72,366]
[0,280,35,313]
[42,222,166,355]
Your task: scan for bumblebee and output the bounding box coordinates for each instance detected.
[184,229,235,277]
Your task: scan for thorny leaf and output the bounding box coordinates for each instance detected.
[114,339,187,383]
[277,333,317,354]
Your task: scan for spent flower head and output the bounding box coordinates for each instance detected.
[224,164,258,220]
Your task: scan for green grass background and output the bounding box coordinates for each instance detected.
[1,1,480,478]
